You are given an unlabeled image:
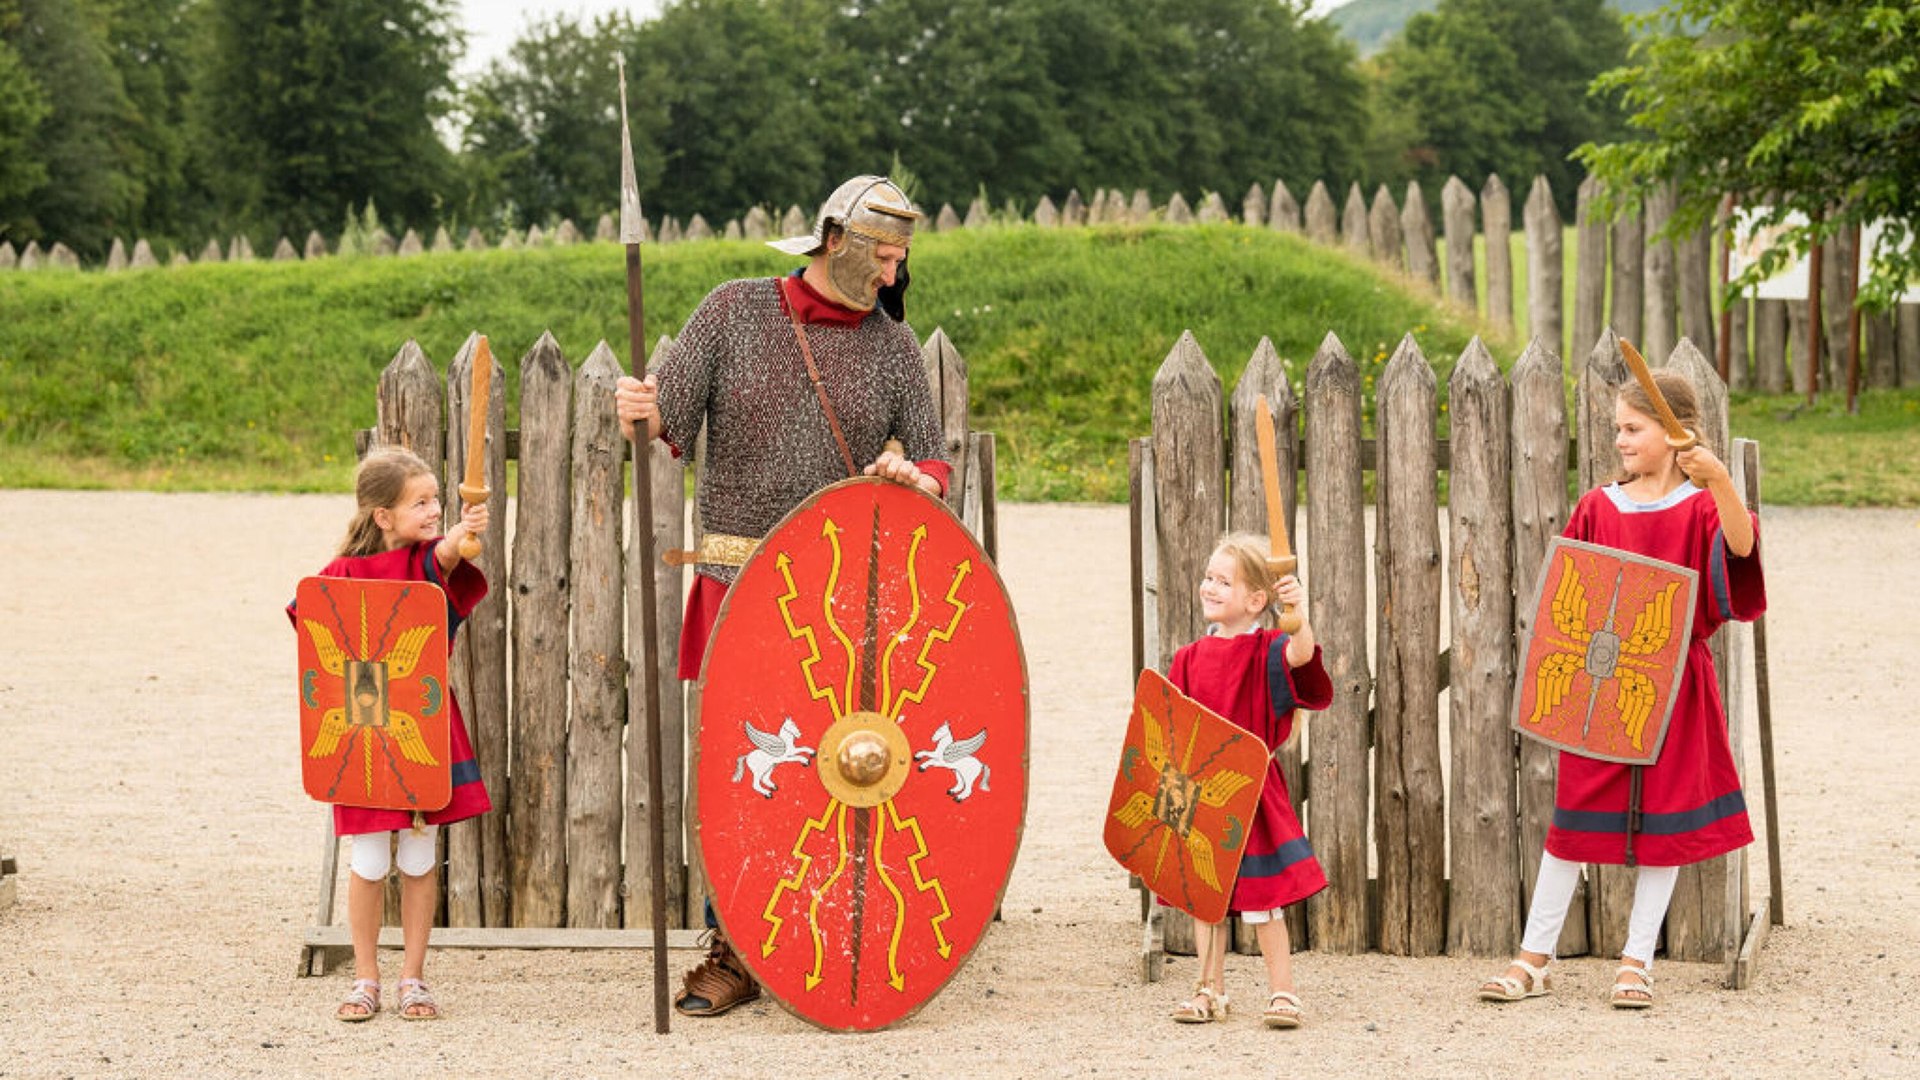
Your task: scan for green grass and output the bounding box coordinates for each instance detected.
[3,223,1914,503]
[0,225,1490,500]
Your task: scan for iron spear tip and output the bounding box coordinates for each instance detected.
[617,54,643,245]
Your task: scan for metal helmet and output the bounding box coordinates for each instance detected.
[768,175,919,311]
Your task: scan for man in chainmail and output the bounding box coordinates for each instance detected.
[616,174,949,1017]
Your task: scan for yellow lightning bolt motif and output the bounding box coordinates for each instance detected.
[885,799,954,960]
[820,518,859,720]
[887,559,972,721]
[776,552,843,721]
[873,805,909,991]
[762,796,838,961]
[878,525,928,717]
[803,802,854,990]
[358,591,370,659]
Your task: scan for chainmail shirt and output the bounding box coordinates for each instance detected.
[654,276,947,583]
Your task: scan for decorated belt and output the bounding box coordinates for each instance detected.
[665,531,759,568]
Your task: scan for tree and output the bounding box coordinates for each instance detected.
[0,0,143,254]
[0,0,51,228]
[460,14,663,230]
[1580,0,1920,309]
[95,0,206,246]
[193,0,463,240]
[1369,0,1631,214]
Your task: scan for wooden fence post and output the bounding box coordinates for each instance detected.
[1303,333,1371,954]
[1678,225,1717,360]
[1661,338,1741,963]
[1402,181,1439,289]
[1575,332,1632,956]
[1442,176,1477,311]
[1482,175,1513,332]
[1149,331,1225,956]
[1509,337,1585,956]
[1819,232,1852,391]
[1446,337,1519,958]
[1226,337,1303,954]
[1270,181,1300,233]
[1373,335,1445,957]
[1755,298,1789,393]
[1609,194,1644,345]
[445,333,512,927]
[1342,183,1371,256]
[1867,310,1898,388]
[565,342,627,928]
[1729,296,1753,390]
[1524,176,1564,360]
[628,336,688,930]
[1369,185,1403,269]
[508,333,574,927]
[922,329,971,515]
[1900,304,1920,387]
[374,341,447,926]
[1787,301,1814,395]
[1642,184,1678,363]
[1242,182,1267,228]
[1305,182,1337,246]
[1573,176,1608,365]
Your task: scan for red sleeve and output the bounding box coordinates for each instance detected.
[1706,511,1765,623]
[917,459,951,497]
[1286,646,1334,712]
[419,539,488,616]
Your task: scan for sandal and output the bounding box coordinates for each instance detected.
[1170,984,1229,1024]
[1611,964,1654,1010]
[674,933,761,1017]
[1262,991,1303,1029]
[1478,957,1552,1002]
[396,978,441,1020]
[335,979,380,1022]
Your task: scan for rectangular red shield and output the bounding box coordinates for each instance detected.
[295,576,452,811]
[1104,669,1270,924]
[1513,538,1697,766]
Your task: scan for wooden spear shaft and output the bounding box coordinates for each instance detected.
[617,55,670,1035]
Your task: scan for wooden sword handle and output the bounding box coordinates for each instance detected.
[457,335,493,560]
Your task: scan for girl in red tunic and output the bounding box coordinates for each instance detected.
[1167,535,1333,1029]
[297,447,492,1022]
[1481,371,1763,1010]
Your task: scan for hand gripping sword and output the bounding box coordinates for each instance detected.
[1253,394,1303,634]
[617,54,671,1035]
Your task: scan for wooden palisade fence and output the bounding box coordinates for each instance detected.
[299,327,995,972]
[1129,328,1779,988]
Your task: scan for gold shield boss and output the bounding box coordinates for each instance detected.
[768,175,918,311]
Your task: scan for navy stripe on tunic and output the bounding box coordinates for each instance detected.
[1553,790,1746,835]
[1237,836,1316,879]
[451,759,483,786]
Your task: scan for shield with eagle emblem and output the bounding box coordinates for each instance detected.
[1104,669,1268,924]
[1512,537,1698,765]
[295,576,452,811]
[693,477,1028,1032]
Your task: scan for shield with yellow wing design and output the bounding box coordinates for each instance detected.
[1513,538,1697,765]
[1104,669,1268,924]
[295,576,451,811]
[693,478,1028,1032]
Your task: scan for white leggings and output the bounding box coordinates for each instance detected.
[349,826,439,882]
[1520,851,1679,967]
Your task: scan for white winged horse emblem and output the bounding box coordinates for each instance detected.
[733,718,814,798]
[915,722,990,801]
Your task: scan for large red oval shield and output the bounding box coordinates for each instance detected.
[693,478,1028,1031]
[295,576,452,811]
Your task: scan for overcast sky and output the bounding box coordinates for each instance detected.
[455,0,662,75]
[455,0,1356,75]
